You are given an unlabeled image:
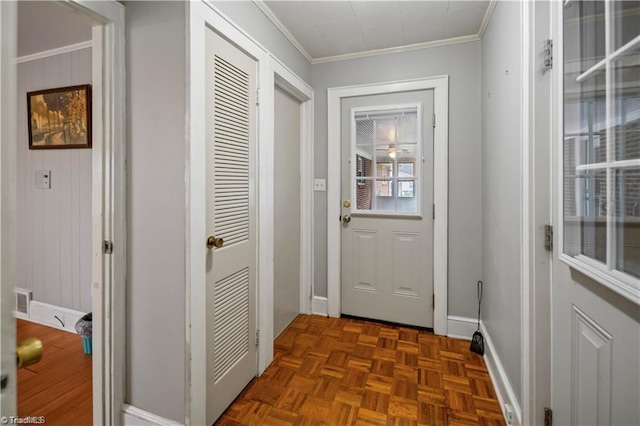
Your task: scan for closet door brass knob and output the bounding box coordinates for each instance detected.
[207,236,224,249]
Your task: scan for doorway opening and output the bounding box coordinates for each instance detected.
[1,0,126,422]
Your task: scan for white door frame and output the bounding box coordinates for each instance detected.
[269,60,315,315]
[0,0,126,423]
[327,76,449,335]
[521,1,553,425]
[187,2,314,424]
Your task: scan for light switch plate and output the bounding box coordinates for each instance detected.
[35,170,51,189]
[314,179,326,191]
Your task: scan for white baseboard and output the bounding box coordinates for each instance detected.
[27,301,86,334]
[123,404,183,426]
[481,322,522,426]
[447,315,477,340]
[311,295,328,316]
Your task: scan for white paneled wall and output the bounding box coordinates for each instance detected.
[16,47,92,313]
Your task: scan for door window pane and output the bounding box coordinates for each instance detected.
[614,1,640,50]
[615,167,640,278]
[562,0,640,298]
[352,107,421,214]
[614,50,640,161]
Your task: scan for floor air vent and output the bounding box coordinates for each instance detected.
[14,288,32,318]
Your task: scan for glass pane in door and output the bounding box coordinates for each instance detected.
[615,167,640,278]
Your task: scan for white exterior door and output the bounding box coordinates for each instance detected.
[341,90,434,328]
[552,2,640,424]
[205,28,257,424]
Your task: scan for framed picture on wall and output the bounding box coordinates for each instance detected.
[27,84,92,149]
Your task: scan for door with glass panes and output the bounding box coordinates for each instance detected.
[552,2,640,424]
[341,90,434,327]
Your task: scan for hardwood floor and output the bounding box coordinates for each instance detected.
[17,319,92,425]
[219,314,505,425]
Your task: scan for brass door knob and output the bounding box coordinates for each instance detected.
[17,337,43,369]
[343,215,351,224]
[207,236,224,249]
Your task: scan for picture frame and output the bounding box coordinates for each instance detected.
[27,84,92,149]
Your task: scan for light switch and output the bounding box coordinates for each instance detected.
[35,170,51,189]
[314,179,326,192]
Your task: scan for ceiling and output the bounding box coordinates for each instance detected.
[260,0,493,63]
[18,1,94,58]
[16,1,493,63]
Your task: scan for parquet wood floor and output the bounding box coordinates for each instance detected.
[218,315,505,426]
[17,319,92,425]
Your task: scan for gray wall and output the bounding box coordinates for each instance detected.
[125,2,186,422]
[311,41,483,318]
[480,0,522,405]
[211,1,312,84]
[17,48,92,313]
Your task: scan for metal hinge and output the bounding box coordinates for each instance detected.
[103,240,114,255]
[544,39,553,70]
[432,113,436,128]
[432,294,435,308]
[255,329,260,346]
[544,225,553,252]
[544,407,553,426]
[256,88,260,105]
[433,204,435,220]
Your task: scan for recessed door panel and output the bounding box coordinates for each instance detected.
[353,230,378,292]
[392,232,420,297]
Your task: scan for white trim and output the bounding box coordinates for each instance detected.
[481,321,523,426]
[312,35,479,65]
[26,301,86,334]
[253,0,313,64]
[269,56,314,316]
[123,404,183,426]
[446,316,477,341]
[327,76,449,335]
[478,0,498,39]
[311,296,328,317]
[520,1,532,425]
[15,40,92,64]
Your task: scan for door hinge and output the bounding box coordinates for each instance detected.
[544,38,553,70]
[432,294,435,308]
[103,240,114,255]
[544,407,553,426]
[432,113,436,128]
[256,88,260,105]
[433,204,435,220]
[255,329,260,346]
[544,225,553,252]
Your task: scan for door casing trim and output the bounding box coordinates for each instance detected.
[327,76,449,335]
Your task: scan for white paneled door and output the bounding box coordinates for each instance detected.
[551,2,640,425]
[205,29,257,425]
[341,91,434,327]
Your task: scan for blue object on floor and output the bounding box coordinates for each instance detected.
[82,337,92,355]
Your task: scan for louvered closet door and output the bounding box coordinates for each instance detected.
[205,29,257,425]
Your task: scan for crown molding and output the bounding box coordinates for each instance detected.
[311,34,481,65]
[254,0,493,65]
[478,0,498,39]
[16,40,92,64]
[253,0,313,64]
